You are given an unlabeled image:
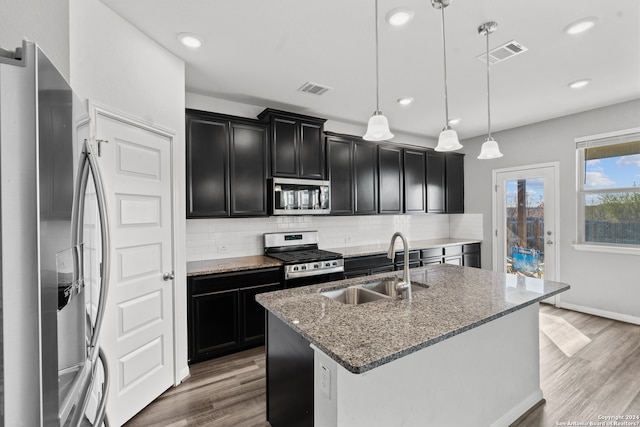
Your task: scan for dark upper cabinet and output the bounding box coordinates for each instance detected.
[426,152,446,213]
[186,109,268,218]
[326,135,378,215]
[326,135,353,215]
[353,140,378,215]
[258,109,326,179]
[378,145,403,214]
[403,149,426,213]
[445,154,464,213]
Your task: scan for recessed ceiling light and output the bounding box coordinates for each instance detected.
[448,117,461,125]
[397,97,414,106]
[386,8,415,26]
[178,32,203,48]
[569,79,591,89]
[564,18,597,35]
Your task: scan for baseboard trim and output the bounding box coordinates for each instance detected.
[490,389,544,427]
[558,302,640,326]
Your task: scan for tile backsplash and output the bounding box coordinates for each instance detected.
[186,214,483,261]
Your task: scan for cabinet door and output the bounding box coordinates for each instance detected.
[271,117,298,177]
[189,289,239,362]
[353,140,378,214]
[240,282,283,345]
[299,122,325,179]
[404,149,426,213]
[327,136,353,215]
[378,145,403,214]
[446,154,464,213]
[186,117,229,217]
[426,152,446,213]
[229,122,268,216]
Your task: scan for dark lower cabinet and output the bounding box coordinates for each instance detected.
[188,267,283,363]
[462,243,481,268]
[266,312,314,427]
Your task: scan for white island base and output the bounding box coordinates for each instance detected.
[313,303,542,427]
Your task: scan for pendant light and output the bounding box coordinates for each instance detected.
[363,0,394,141]
[432,0,462,152]
[477,22,504,159]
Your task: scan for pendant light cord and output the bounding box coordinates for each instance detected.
[440,6,450,127]
[374,0,381,113]
[486,29,492,140]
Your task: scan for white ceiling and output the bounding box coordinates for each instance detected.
[99,0,640,140]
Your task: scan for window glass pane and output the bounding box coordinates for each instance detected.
[584,192,640,245]
[584,141,640,190]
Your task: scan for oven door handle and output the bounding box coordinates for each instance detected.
[285,265,344,280]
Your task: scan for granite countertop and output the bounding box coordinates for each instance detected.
[328,237,482,258]
[256,264,569,374]
[187,255,283,276]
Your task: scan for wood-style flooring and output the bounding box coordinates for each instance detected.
[124,305,640,427]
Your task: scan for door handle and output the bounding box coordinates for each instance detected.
[163,272,175,281]
[546,240,553,245]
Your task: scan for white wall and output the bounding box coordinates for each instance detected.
[0,0,69,79]
[68,0,189,399]
[463,99,640,322]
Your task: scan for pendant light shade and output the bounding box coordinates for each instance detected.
[363,0,394,141]
[477,22,503,160]
[432,0,462,152]
[435,127,462,152]
[364,111,394,141]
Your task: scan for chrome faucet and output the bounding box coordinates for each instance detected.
[387,232,412,300]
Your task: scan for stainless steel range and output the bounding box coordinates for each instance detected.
[264,231,344,287]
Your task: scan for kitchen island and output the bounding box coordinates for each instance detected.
[256,264,570,427]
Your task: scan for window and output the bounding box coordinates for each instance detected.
[576,129,640,248]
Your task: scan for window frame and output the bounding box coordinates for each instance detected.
[574,127,640,255]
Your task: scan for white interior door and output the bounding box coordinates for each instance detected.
[94,109,175,426]
[494,163,559,301]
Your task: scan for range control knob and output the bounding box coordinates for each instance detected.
[301,266,307,270]
[313,264,319,269]
[293,266,299,271]
[325,262,331,267]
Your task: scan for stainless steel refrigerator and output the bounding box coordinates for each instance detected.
[1,41,111,426]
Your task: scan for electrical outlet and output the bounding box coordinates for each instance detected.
[217,245,228,254]
[344,236,351,244]
[320,363,331,398]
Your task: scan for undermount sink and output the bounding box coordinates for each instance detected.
[321,286,389,305]
[321,278,429,305]
[361,277,429,297]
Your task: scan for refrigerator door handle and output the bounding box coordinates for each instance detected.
[93,347,110,427]
[84,139,111,358]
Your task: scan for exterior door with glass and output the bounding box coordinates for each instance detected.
[494,164,559,297]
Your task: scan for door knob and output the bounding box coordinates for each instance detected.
[163,272,175,281]
[546,230,552,236]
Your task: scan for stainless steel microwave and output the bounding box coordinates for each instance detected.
[270,177,331,215]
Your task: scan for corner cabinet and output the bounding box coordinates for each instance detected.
[326,134,378,215]
[186,109,268,218]
[188,267,283,363]
[258,108,327,179]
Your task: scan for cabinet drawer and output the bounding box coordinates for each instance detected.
[394,250,420,263]
[190,267,281,295]
[421,247,443,258]
[463,243,480,253]
[444,245,463,256]
[344,254,393,271]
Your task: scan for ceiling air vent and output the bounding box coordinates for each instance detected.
[298,82,332,96]
[477,40,528,64]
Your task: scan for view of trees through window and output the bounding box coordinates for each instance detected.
[582,140,640,246]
